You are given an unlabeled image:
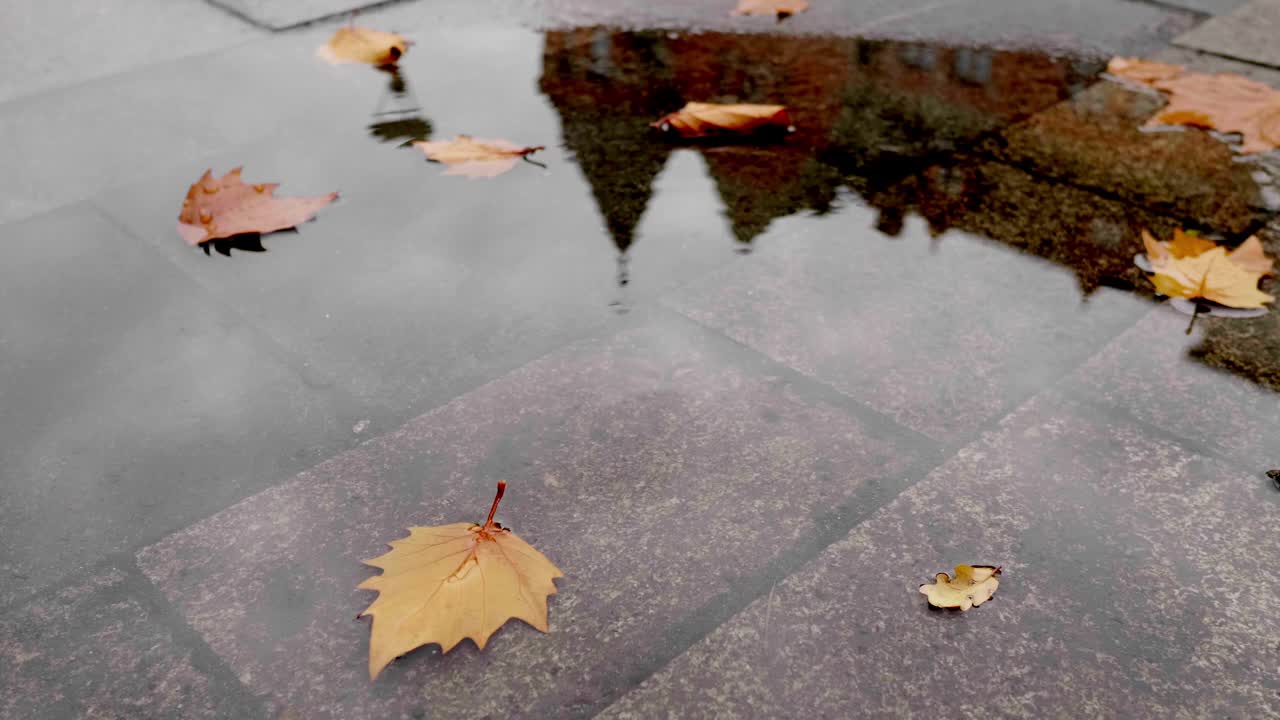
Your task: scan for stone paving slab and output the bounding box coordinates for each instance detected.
[0,205,345,609]
[136,316,937,719]
[664,214,1151,445]
[208,0,392,29]
[539,0,1195,56]
[1175,0,1280,69]
[599,389,1280,718]
[1157,0,1250,14]
[93,24,760,426]
[0,0,261,105]
[0,29,374,226]
[1067,307,1280,474]
[0,568,261,720]
[988,80,1264,226]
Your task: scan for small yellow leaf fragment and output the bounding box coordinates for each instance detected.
[358,483,562,679]
[731,0,809,17]
[318,26,409,66]
[1106,57,1185,84]
[919,564,1001,611]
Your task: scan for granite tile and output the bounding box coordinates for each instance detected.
[990,80,1265,226]
[0,205,344,608]
[0,568,260,720]
[136,317,934,719]
[1175,0,1280,69]
[93,25,751,424]
[0,0,260,105]
[1067,306,1280,473]
[1157,0,1250,13]
[0,28,384,225]
[664,213,1150,444]
[600,391,1280,719]
[539,0,1193,57]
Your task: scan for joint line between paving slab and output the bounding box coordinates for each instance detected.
[1121,0,1212,20]
[204,0,425,31]
[120,553,273,720]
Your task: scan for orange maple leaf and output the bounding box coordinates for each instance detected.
[1106,57,1185,85]
[359,482,562,679]
[1141,230,1275,309]
[176,168,337,246]
[651,102,793,139]
[318,26,409,66]
[413,135,545,179]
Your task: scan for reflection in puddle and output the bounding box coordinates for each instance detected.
[539,28,1278,390]
[368,66,432,146]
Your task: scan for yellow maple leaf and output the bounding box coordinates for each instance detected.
[919,565,1001,611]
[318,26,409,66]
[1141,230,1275,309]
[413,135,545,178]
[1150,247,1275,309]
[358,482,562,679]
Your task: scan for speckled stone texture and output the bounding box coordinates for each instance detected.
[598,390,1280,719]
[538,0,1194,57]
[0,206,343,609]
[136,317,935,718]
[1175,0,1280,68]
[0,569,255,720]
[665,216,1150,444]
[1068,307,1280,473]
[988,81,1265,228]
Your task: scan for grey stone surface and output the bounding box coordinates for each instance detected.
[136,317,935,719]
[1175,0,1280,68]
[1068,307,1280,473]
[540,0,1196,56]
[208,0,390,29]
[0,568,261,719]
[0,0,260,104]
[1151,45,1280,84]
[92,24,750,425]
[1156,0,1250,14]
[0,30,370,226]
[664,219,1150,444]
[0,205,346,609]
[599,390,1280,718]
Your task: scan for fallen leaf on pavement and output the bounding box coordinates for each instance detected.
[177,168,337,246]
[318,26,409,66]
[359,482,562,679]
[1140,230,1275,310]
[919,565,1000,611]
[651,102,793,139]
[413,135,545,178]
[731,0,809,18]
[1107,58,1280,154]
[1106,57,1184,85]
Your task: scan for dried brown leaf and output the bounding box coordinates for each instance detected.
[413,135,545,178]
[651,102,793,139]
[359,483,562,679]
[176,168,337,246]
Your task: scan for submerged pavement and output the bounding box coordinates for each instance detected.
[2,0,1280,717]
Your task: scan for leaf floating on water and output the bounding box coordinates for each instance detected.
[318,26,409,66]
[413,135,545,179]
[919,565,1001,611]
[1139,230,1275,310]
[358,482,562,679]
[731,0,810,18]
[176,168,337,246]
[651,102,793,139]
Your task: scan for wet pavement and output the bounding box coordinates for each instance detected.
[3,1,1280,718]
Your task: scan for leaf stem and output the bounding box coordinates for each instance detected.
[484,481,507,528]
